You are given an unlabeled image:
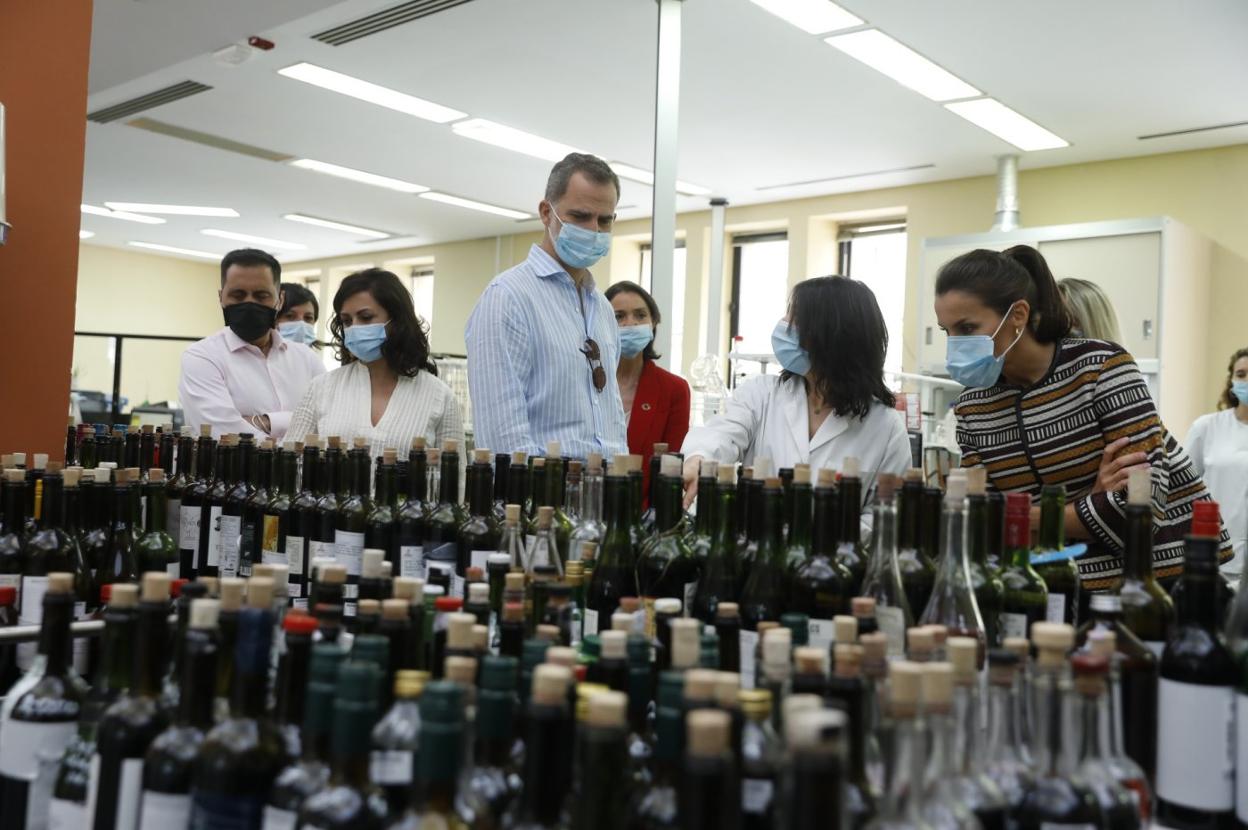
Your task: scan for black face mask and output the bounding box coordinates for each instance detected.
[223,301,277,343]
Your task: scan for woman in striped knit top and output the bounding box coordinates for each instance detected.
[933,245,1230,592]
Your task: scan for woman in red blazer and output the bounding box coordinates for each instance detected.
[606,281,691,501]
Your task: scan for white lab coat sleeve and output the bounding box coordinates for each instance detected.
[680,375,773,466]
[1185,414,1210,477]
[859,409,914,542]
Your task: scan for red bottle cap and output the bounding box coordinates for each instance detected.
[1005,492,1031,516]
[100,584,113,604]
[170,578,188,598]
[1191,500,1221,538]
[0,586,15,606]
[435,597,464,612]
[283,611,319,635]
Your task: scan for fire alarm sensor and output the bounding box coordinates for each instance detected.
[248,36,275,51]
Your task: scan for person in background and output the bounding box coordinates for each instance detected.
[680,276,911,532]
[287,268,464,462]
[465,153,629,459]
[935,245,1230,591]
[1059,277,1123,343]
[179,248,325,442]
[606,280,690,500]
[277,282,320,347]
[1185,346,1248,582]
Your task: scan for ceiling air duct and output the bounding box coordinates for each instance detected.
[991,154,1021,232]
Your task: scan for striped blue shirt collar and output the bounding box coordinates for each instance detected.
[526,244,599,293]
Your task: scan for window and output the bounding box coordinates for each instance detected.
[639,242,687,370]
[409,267,434,327]
[729,233,789,359]
[841,222,907,375]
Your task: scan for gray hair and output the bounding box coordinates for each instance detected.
[545,153,620,203]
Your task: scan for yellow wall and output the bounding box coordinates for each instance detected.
[72,245,221,412]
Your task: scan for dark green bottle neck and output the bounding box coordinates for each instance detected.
[629,473,644,528]
[520,705,571,822]
[180,635,217,729]
[1122,504,1154,581]
[3,480,26,529]
[255,451,273,491]
[133,601,169,698]
[374,464,396,509]
[277,636,312,727]
[278,453,297,497]
[745,481,763,543]
[231,608,273,719]
[97,608,136,697]
[1178,540,1219,630]
[322,451,341,496]
[839,478,861,546]
[655,475,683,533]
[408,453,428,502]
[348,451,369,498]
[470,464,493,517]
[600,478,630,565]
[41,476,64,528]
[711,487,737,554]
[39,594,74,672]
[112,486,132,530]
[1038,491,1065,551]
[301,449,320,496]
[759,487,785,565]
[197,440,216,481]
[694,482,716,536]
[966,495,988,566]
[145,483,168,533]
[545,459,564,510]
[788,484,812,549]
[506,464,527,508]
[176,438,196,478]
[440,454,459,505]
[898,484,921,550]
[62,487,82,534]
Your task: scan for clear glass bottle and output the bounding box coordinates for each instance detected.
[570,453,605,555]
[1071,652,1144,830]
[917,471,985,665]
[983,647,1033,815]
[864,660,930,830]
[638,456,699,636]
[860,475,911,658]
[1083,629,1151,823]
[919,663,985,830]
[739,688,780,830]
[946,637,1009,830]
[693,467,741,626]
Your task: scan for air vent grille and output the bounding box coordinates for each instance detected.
[88,81,212,124]
[124,118,293,162]
[1139,120,1248,140]
[757,163,934,191]
[313,0,476,46]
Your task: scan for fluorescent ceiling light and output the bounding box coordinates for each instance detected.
[201,228,307,250]
[283,213,390,239]
[609,162,712,197]
[79,230,95,239]
[452,118,581,162]
[825,29,980,102]
[277,62,466,124]
[419,192,531,220]
[290,159,429,194]
[81,204,165,225]
[129,241,220,259]
[945,98,1069,151]
[749,0,861,34]
[855,222,907,233]
[104,202,239,217]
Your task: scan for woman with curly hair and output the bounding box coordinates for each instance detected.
[1186,346,1248,577]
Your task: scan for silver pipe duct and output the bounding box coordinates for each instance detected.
[991,154,1021,232]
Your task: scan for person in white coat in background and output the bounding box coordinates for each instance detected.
[680,276,912,533]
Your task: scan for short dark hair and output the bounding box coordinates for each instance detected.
[279,282,319,321]
[329,268,437,378]
[220,248,281,286]
[935,245,1072,343]
[605,280,662,361]
[782,276,895,420]
[545,153,621,203]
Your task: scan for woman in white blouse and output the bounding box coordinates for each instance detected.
[681,277,912,529]
[288,268,465,466]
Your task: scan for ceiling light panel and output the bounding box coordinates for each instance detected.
[129,241,221,259]
[609,162,711,197]
[104,202,239,217]
[290,159,429,193]
[81,204,166,225]
[944,98,1069,151]
[283,213,390,239]
[452,119,581,162]
[419,192,531,220]
[201,229,307,250]
[825,29,980,102]
[79,230,95,239]
[277,62,467,123]
[749,0,861,35]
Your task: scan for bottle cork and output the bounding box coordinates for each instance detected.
[626,455,644,474]
[1127,467,1151,507]
[1087,629,1116,660]
[794,647,826,676]
[907,626,935,660]
[715,465,736,485]
[532,457,546,470]
[197,576,219,596]
[261,438,275,451]
[536,624,561,643]
[445,656,477,686]
[533,506,553,528]
[327,436,343,450]
[612,612,635,632]
[926,625,948,650]
[411,437,426,451]
[1031,622,1074,667]
[696,459,718,479]
[352,437,369,450]
[532,664,572,705]
[219,578,246,612]
[841,457,860,478]
[62,468,82,487]
[2,470,22,484]
[752,457,772,479]
[546,646,578,669]
[394,577,422,601]
[502,603,524,623]
[833,644,863,678]
[190,597,220,630]
[816,468,837,487]
[126,467,141,481]
[715,672,741,708]
[109,583,139,608]
[601,630,628,660]
[357,599,381,618]
[586,452,602,471]
[920,663,954,714]
[685,669,719,702]
[851,597,875,617]
[320,564,347,585]
[199,424,213,437]
[860,632,888,669]
[948,637,978,684]
[586,690,628,729]
[504,502,520,521]
[876,473,896,500]
[382,599,408,621]
[782,693,822,727]
[1071,653,1109,697]
[546,441,561,459]
[468,583,489,605]
[448,613,476,649]
[252,564,275,581]
[141,572,171,603]
[1003,637,1030,662]
[793,465,811,485]
[756,621,779,641]
[362,550,385,579]
[764,476,781,489]
[466,567,484,583]
[889,660,922,718]
[427,449,441,465]
[246,577,275,609]
[716,602,740,620]
[835,615,858,645]
[46,461,63,475]
[966,466,987,496]
[945,469,968,501]
[660,454,682,477]
[505,573,525,593]
[655,598,682,616]
[671,618,701,669]
[578,542,597,563]
[94,468,112,485]
[687,709,731,758]
[394,670,425,700]
[47,573,73,594]
[472,625,488,652]
[473,448,491,465]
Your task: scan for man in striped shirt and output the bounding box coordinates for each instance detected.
[466,153,629,460]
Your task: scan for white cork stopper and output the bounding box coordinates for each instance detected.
[445,656,477,686]
[611,612,635,632]
[670,618,701,669]
[966,466,987,496]
[33,453,48,470]
[546,646,578,669]
[782,694,822,728]
[468,583,489,604]
[505,504,521,524]
[546,441,561,459]
[586,690,628,728]
[685,669,719,702]
[786,708,847,750]
[532,664,573,705]
[362,549,386,579]
[793,464,811,485]
[716,465,736,485]
[687,709,731,758]
[393,577,423,601]
[948,637,978,683]
[920,663,955,713]
[601,630,628,660]
[246,577,274,610]
[1128,467,1151,507]
[268,565,289,593]
[142,572,171,603]
[945,469,968,502]
[654,597,682,615]
[109,583,139,608]
[447,613,476,649]
[752,457,772,479]
[841,456,860,478]
[219,578,246,612]
[190,597,220,630]
[660,454,682,477]
[382,599,409,620]
[835,615,858,645]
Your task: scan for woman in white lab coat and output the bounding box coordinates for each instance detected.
[681,276,912,523]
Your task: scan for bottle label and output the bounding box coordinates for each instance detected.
[140,790,191,828]
[167,498,181,549]
[283,535,304,577]
[260,516,282,565]
[307,539,329,564]
[584,608,600,636]
[471,549,493,574]
[0,720,77,782]
[72,602,90,676]
[642,597,657,639]
[1045,593,1066,624]
[739,629,760,689]
[1156,679,1234,809]
[219,515,242,577]
[206,506,223,568]
[1236,694,1248,822]
[48,797,88,830]
[807,618,836,652]
[19,574,48,627]
[190,791,266,828]
[742,777,774,814]
[292,598,308,611]
[85,755,143,830]
[999,611,1028,641]
[877,606,908,656]
[0,573,19,607]
[334,530,365,576]
[369,749,414,785]
[179,505,200,552]
[261,804,298,830]
[400,545,423,579]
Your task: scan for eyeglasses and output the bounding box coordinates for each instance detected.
[581,338,606,392]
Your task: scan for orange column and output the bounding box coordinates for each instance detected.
[0,0,94,462]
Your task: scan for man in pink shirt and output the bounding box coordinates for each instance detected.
[179,248,326,442]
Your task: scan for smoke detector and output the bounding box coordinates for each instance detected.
[212,36,275,67]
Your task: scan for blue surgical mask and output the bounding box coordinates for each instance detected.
[279,321,317,345]
[550,209,611,269]
[618,324,654,358]
[771,319,811,376]
[1233,380,1248,404]
[344,322,388,363]
[945,303,1024,388]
